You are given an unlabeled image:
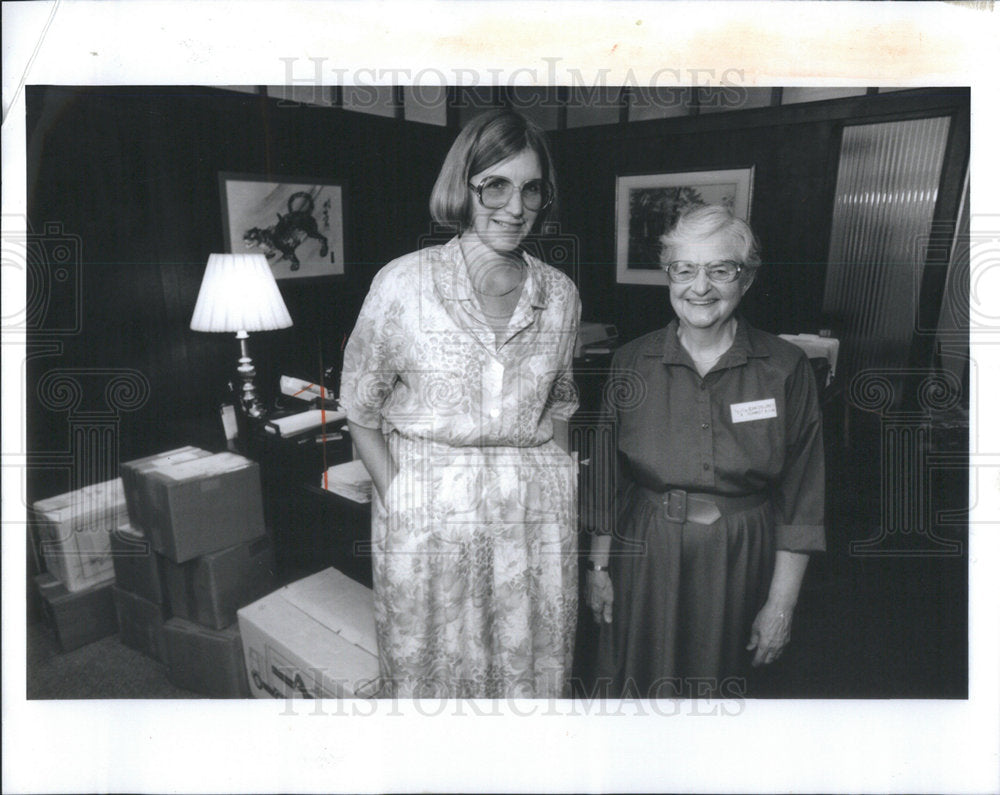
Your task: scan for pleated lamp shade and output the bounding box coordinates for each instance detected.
[190,253,293,333]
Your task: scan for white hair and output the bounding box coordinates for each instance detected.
[659,204,761,271]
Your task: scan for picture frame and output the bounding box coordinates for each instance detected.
[615,167,755,285]
[219,172,345,280]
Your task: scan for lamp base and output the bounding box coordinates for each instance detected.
[236,332,267,422]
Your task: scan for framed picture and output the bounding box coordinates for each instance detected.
[615,167,754,285]
[220,172,345,279]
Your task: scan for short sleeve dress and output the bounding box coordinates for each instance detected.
[594,318,825,697]
[340,237,581,698]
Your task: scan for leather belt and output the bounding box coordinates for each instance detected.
[639,486,768,525]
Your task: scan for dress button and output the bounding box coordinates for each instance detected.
[489,408,500,418]
[701,423,709,430]
[702,463,710,471]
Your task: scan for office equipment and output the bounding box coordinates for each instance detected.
[575,321,619,358]
[778,333,841,387]
[279,375,334,403]
[264,408,346,437]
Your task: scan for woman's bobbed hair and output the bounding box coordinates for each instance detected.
[660,204,761,272]
[429,109,557,232]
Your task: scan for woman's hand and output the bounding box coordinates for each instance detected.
[586,569,614,624]
[747,550,809,666]
[347,421,397,501]
[746,601,793,667]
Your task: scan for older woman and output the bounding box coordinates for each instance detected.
[587,205,825,697]
[340,110,580,698]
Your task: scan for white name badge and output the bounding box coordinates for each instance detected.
[730,398,777,423]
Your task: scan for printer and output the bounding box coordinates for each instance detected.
[575,322,620,358]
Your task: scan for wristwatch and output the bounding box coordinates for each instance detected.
[586,560,609,572]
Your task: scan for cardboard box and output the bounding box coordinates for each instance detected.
[164,618,250,698]
[142,452,266,563]
[162,535,276,630]
[120,446,212,534]
[33,479,126,592]
[110,520,167,604]
[113,585,169,662]
[35,572,118,652]
[238,567,379,699]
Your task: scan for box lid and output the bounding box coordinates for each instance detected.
[245,567,376,656]
[122,445,207,471]
[33,478,126,521]
[239,589,377,698]
[153,451,255,482]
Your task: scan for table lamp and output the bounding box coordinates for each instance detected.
[190,253,293,421]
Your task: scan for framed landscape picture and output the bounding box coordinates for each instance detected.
[615,167,754,285]
[220,172,345,279]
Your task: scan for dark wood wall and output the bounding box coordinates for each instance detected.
[25,86,969,500]
[25,86,453,496]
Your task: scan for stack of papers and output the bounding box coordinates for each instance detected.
[321,460,373,503]
[266,409,346,437]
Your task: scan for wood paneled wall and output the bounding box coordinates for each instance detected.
[25,86,453,497]
[550,88,969,344]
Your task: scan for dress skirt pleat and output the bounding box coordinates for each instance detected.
[598,485,775,698]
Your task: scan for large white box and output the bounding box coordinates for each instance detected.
[237,568,378,699]
[33,479,126,592]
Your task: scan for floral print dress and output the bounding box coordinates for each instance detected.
[340,237,580,698]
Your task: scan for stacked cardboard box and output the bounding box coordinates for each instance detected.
[120,446,212,537]
[162,619,249,698]
[110,519,170,662]
[238,567,379,699]
[162,535,275,630]
[32,478,127,648]
[113,446,218,662]
[33,478,126,592]
[141,451,266,561]
[120,448,273,697]
[35,572,118,652]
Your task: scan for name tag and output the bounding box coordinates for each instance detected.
[730,398,777,423]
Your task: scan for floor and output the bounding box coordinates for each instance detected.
[27,620,200,700]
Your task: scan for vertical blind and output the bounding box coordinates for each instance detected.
[823,116,952,389]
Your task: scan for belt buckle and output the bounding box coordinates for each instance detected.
[665,488,688,523]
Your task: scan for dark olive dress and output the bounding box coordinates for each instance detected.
[594,318,825,697]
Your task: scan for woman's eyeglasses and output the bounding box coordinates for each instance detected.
[469,176,554,212]
[664,260,744,284]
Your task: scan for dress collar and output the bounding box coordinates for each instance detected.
[434,236,547,309]
[653,316,769,369]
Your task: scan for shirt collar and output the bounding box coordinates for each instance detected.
[434,236,547,309]
[653,316,769,368]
